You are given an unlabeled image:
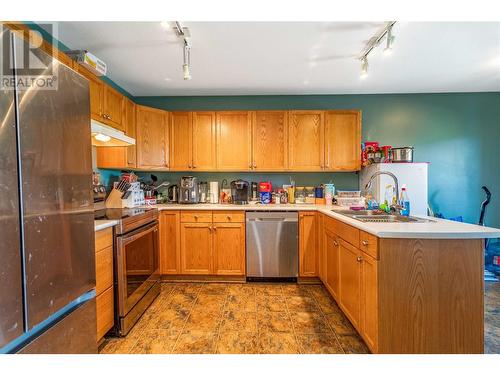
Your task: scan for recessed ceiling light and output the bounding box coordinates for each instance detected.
[160,21,170,29]
[164,77,172,82]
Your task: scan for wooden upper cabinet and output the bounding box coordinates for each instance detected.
[103,85,125,131]
[136,105,169,169]
[252,111,287,171]
[288,111,324,171]
[299,212,318,277]
[95,98,136,169]
[78,66,103,121]
[216,111,252,171]
[324,110,361,171]
[170,112,193,170]
[192,111,217,171]
[125,99,137,167]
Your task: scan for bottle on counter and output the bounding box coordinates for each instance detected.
[400,184,410,216]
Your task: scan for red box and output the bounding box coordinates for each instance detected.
[259,181,272,192]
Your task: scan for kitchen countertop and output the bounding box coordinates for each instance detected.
[153,203,500,239]
[94,219,119,231]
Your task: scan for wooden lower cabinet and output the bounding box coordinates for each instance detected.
[213,222,245,275]
[320,214,484,354]
[96,287,114,342]
[180,222,213,275]
[163,210,246,276]
[94,227,114,342]
[159,211,180,274]
[360,252,378,352]
[299,212,318,277]
[324,229,340,300]
[338,239,362,330]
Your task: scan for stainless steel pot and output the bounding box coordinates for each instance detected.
[390,147,414,163]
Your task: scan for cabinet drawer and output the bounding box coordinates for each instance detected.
[359,231,379,259]
[95,227,113,252]
[180,211,213,223]
[95,246,113,295]
[96,286,114,341]
[336,219,360,247]
[213,211,245,223]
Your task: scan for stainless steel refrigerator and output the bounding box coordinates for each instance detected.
[0,29,97,353]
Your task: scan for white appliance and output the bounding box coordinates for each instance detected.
[359,163,429,216]
[66,50,107,76]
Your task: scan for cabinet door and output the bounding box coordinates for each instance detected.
[216,111,252,171]
[338,239,361,329]
[96,286,114,341]
[103,85,125,131]
[78,66,103,122]
[299,212,318,277]
[325,230,340,300]
[361,254,378,352]
[213,222,245,275]
[318,214,325,281]
[180,222,212,275]
[288,110,324,171]
[125,99,137,167]
[96,98,136,169]
[170,112,192,170]
[160,211,180,275]
[252,111,287,171]
[324,110,361,171]
[192,111,217,171]
[136,106,169,169]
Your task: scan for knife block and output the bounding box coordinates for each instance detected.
[105,188,126,209]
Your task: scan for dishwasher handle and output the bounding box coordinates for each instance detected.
[247,217,298,222]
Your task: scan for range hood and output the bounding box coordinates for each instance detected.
[91,120,135,147]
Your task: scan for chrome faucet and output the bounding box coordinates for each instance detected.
[364,171,403,214]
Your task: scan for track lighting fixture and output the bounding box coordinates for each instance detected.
[358,21,396,77]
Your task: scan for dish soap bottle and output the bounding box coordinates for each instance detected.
[400,184,410,216]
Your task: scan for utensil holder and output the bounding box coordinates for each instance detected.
[105,188,126,208]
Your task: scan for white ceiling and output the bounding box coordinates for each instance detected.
[54,21,500,96]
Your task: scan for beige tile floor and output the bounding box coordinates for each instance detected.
[100,280,500,354]
[99,282,369,354]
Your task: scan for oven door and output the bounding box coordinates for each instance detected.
[116,221,159,317]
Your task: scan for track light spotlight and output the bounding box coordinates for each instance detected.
[183,41,192,80]
[383,25,395,55]
[360,57,368,79]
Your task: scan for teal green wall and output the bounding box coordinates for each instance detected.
[129,93,500,228]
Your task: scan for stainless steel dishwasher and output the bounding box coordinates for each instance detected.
[246,211,298,281]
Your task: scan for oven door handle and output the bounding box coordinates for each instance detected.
[120,221,158,245]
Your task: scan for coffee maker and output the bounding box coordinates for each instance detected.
[230,179,249,205]
[179,176,199,204]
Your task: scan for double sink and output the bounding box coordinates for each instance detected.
[332,210,434,223]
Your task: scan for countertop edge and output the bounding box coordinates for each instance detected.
[152,203,500,239]
[94,219,119,232]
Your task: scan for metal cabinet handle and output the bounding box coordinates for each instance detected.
[253,162,257,168]
[357,256,363,262]
[333,240,339,246]
[227,215,231,220]
[361,240,369,246]
[194,215,198,219]
[249,163,253,169]
[208,226,212,232]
